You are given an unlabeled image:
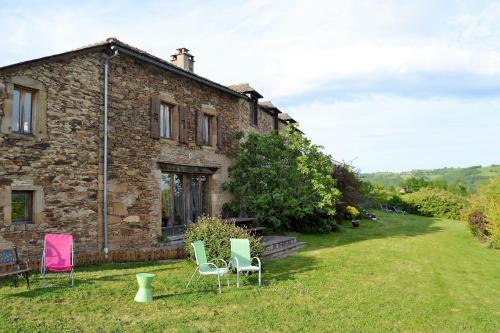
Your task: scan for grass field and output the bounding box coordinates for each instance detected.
[1,211,499,332]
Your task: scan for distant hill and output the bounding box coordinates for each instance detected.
[362,165,500,193]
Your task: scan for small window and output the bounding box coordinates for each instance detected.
[202,114,212,145]
[159,103,172,139]
[11,191,33,224]
[12,87,34,134]
[251,100,258,126]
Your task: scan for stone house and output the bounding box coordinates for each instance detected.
[0,38,296,262]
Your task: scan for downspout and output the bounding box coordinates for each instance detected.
[103,46,118,255]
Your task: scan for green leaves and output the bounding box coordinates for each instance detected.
[184,216,264,261]
[402,187,467,220]
[225,127,341,232]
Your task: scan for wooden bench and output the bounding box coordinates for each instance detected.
[223,218,266,236]
[0,247,31,289]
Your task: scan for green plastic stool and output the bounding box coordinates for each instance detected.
[134,273,155,303]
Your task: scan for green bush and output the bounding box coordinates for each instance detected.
[462,177,500,248]
[461,208,489,242]
[290,212,339,233]
[345,206,360,219]
[224,127,341,232]
[184,215,264,262]
[332,163,366,221]
[401,187,467,220]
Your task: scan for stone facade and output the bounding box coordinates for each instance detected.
[0,51,104,259]
[0,39,293,262]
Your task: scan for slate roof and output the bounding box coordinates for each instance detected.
[278,112,296,123]
[0,37,242,98]
[226,83,263,98]
[259,100,277,109]
[0,37,300,126]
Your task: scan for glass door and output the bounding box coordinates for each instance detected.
[161,172,211,236]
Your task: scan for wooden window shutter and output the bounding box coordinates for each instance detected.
[179,106,188,143]
[172,107,180,141]
[196,110,203,145]
[216,115,223,149]
[150,95,161,139]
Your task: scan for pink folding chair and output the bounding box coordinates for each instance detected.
[41,234,75,287]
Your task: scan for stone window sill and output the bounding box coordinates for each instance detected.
[159,137,178,145]
[201,145,216,151]
[7,133,38,141]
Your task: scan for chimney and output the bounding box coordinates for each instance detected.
[170,47,194,73]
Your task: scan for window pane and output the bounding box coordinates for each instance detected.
[159,104,165,137]
[12,89,20,132]
[160,104,172,138]
[23,91,32,133]
[202,115,210,144]
[166,106,171,138]
[161,173,172,228]
[12,191,31,223]
[189,176,201,223]
[173,174,184,225]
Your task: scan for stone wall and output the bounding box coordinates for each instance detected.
[104,56,248,250]
[0,48,286,262]
[0,51,104,259]
[239,103,277,136]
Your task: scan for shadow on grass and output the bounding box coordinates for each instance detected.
[75,260,182,272]
[155,288,219,299]
[265,253,320,283]
[3,261,181,298]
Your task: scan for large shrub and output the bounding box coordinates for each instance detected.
[184,216,264,262]
[462,177,500,248]
[224,127,341,232]
[402,187,467,220]
[332,163,365,221]
[461,209,489,242]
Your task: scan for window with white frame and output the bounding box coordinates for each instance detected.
[202,113,212,145]
[159,103,173,139]
[12,87,34,135]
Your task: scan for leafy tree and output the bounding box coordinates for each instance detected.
[332,163,366,221]
[447,180,468,196]
[224,127,341,232]
[402,177,430,193]
[365,183,395,206]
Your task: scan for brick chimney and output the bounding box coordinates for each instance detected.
[170,47,194,73]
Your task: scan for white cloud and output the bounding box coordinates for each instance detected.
[1,0,499,171]
[289,94,500,172]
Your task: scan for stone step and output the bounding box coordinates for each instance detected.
[264,241,306,260]
[262,236,298,251]
[261,235,306,260]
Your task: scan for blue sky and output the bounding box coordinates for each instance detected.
[1,0,499,172]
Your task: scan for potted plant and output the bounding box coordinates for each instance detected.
[346,206,360,228]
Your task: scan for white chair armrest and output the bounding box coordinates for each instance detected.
[252,257,261,268]
[212,258,228,268]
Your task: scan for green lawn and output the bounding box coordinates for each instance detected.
[1,212,500,332]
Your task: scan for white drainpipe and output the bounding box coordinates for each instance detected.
[103,47,118,255]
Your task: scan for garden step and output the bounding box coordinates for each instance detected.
[261,236,298,251]
[264,241,306,260]
[261,236,306,260]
